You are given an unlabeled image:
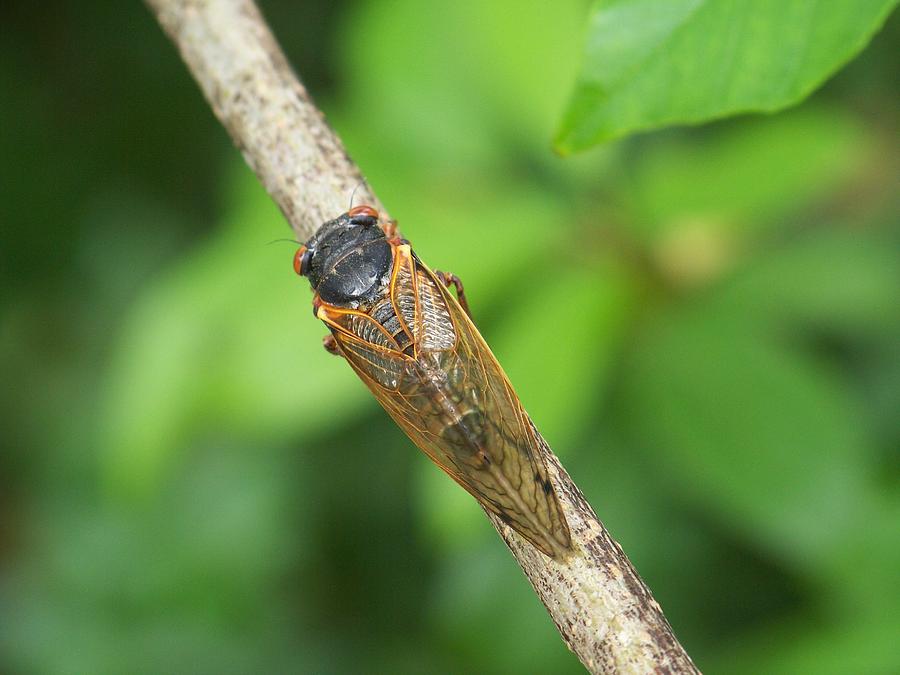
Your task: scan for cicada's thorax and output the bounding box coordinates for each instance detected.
[299,209,425,358]
[320,242,457,360]
[325,278,420,359]
[299,209,393,308]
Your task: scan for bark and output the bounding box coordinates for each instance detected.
[145,1,700,672]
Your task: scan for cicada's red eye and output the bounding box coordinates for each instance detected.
[293,246,309,276]
[347,205,379,220]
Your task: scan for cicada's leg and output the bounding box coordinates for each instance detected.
[322,334,341,356]
[382,219,399,239]
[435,270,471,318]
[383,220,412,248]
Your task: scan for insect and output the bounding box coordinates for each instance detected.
[294,205,572,558]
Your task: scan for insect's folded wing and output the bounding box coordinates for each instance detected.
[336,332,476,484]
[447,303,572,556]
[332,255,571,558]
[337,334,406,389]
[411,262,571,556]
[392,244,456,354]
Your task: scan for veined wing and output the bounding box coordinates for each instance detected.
[327,247,571,558]
[424,263,571,557]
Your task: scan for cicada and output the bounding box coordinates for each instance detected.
[293,205,572,558]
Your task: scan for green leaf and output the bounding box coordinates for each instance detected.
[340,0,587,157]
[494,264,635,453]
[429,547,584,673]
[820,492,900,618]
[99,166,370,496]
[555,0,898,152]
[618,307,872,568]
[626,108,870,239]
[716,230,900,336]
[707,614,900,675]
[0,447,311,675]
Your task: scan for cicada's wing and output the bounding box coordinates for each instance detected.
[324,246,571,558]
[423,263,571,558]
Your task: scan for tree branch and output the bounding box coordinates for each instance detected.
[145,1,700,672]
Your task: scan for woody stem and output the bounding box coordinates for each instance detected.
[144,1,700,673]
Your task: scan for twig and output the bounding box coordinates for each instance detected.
[145,1,700,672]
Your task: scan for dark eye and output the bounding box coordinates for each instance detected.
[293,246,311,276]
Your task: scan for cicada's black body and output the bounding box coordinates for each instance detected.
[296,209,393,306]
[294,205,572,559]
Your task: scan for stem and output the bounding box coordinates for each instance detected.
[145,1,700,672]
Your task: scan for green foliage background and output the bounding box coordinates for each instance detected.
[1,1,897,673]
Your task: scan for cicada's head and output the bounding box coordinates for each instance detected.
[294,205,393,307]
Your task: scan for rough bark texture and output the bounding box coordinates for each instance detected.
[147,0,378,238]
[145,1,700,673]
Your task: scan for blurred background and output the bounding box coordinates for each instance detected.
[1,1,898,673]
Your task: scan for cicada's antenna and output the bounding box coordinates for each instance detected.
[266,238,303,246]
[348,180,367,211]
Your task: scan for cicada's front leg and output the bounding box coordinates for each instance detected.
[312,296,342,356]
[382,219,399,239]
[434,270,471,318]
[322,334,341,356]
[382,219,414,250]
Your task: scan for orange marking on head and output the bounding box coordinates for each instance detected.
[293,245,308,276]
[347,205,379,219]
